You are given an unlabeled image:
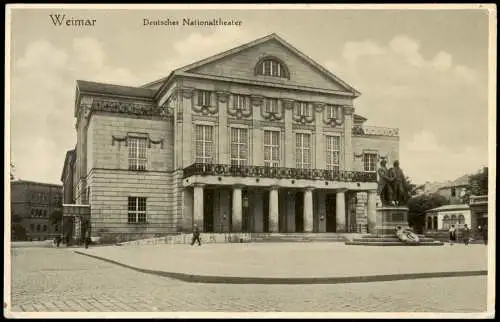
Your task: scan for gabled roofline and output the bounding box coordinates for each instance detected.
[60,149,75,182]
[154,32,361,100]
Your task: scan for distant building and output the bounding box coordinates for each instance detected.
[425,204,471,232]
[436,184,469,205]
[469,195,488,232]
[11,180,63,241]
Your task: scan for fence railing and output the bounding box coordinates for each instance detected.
[469,195,488,205]
[183,163,377,183]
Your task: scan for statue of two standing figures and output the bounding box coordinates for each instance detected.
[377,160,409,206]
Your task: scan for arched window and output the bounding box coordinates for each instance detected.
[458,214,465,225]
[450,215,457,226]
[442,215,450,230]
[433,216,438,231]
[427,216,432,230]
[255,57,290,79]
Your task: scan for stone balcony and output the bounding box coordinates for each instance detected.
[469,195,488,205]
[352,125,399,137]
[183,163,377,183]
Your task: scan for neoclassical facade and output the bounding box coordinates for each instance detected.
[62,33,399,240]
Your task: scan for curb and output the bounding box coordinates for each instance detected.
[74,251,487,285]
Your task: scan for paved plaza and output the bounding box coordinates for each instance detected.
[6,242,491,316]
[76,242,488,279]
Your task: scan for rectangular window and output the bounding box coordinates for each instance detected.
[195,124,214,164]
[296,102,311,117]
[264,130,281,167]
[128,137,147,171]
[197,90,211,107]
[263,61,272,75]
[363,153,377,172]
[296,133,312,169]
[326,104,337,119]
[265,98,279,114]
[128,197,147,224]
[230,128,249,166]
[233,95,248,111]
[326,135,340,172]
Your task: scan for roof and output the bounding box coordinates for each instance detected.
[77,80,156,99]
[152,33,361,99]
[60,149,76,182]
[11,180,63,188]
[353,114,367,124]
[426,204,470,213]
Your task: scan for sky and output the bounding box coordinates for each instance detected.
[7,6,493,185]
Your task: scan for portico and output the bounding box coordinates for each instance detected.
[182,163,378,234]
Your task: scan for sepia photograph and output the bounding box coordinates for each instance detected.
[4,4,496,318]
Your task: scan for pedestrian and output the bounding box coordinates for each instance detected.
[449,224,457,245]
[84,229,90,249]
[191,224,201,246]
[65,232,71,247]
[56,234,62,247]
[482,224,488,245]
[462,224,471,246]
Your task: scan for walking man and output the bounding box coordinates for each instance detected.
[462,224,471,246]
[482,224,488,245]
[84,229,90,249]
[191,224,202,246]
[449,224,457,245]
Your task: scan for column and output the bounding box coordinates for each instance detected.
[304,188,314,233]
[232,186,243,232]
[343,106,354,171]
[253,190,264,233]
[193,184,204,231]
[218,92,229,164]
[336,189,347,232]
[181,88,194,167]
[269,187,279,233]
[286,191,296,232]
[367,190,377,234]
[283,100,294,168]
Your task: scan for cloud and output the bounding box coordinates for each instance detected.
[327,34,488,183]
[342,40,386,64]
[403,130,487,183]
[10,32,488,186]
[407,130,441,152]
[432,51,453,71]
[389,35,425,67]
[10,31,258,183]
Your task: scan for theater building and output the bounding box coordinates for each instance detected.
[62,33,399,240]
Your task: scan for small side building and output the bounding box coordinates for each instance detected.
[425,204,471,232]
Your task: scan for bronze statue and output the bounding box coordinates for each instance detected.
[377,159,393,206]
[388,160,408,206]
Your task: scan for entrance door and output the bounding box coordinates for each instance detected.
[325,194,337,232]
[242,190,251,232]
[295,191,304,232]
[203,190,214,232]
[263,192,270,232]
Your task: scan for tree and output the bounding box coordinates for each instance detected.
[469,166,488,196]
[10,162,15,180]
[407,193,449,234]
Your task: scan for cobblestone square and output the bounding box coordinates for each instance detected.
[6,243,491,317]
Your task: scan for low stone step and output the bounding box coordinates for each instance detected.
[345,241,444,246]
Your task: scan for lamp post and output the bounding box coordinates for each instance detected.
[243,194,249,233]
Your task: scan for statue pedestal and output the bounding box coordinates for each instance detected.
[375,206,409,236]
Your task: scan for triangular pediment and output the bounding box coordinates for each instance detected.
[176,34,360,95]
